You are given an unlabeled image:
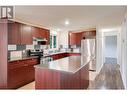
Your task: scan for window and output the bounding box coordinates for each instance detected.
[50,35,57,49]
[50,35,52,48]
[53,36,56,48]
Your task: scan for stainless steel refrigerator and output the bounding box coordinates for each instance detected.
[81,38,96,71]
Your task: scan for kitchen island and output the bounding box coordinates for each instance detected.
[34,56,89,89]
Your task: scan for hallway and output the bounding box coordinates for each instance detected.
[88,63,124,89]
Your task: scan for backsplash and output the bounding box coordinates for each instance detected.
[8,45,48,51]
[8,45,48,59]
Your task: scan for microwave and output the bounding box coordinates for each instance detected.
[37,40,47,45]
[33,37,47,45]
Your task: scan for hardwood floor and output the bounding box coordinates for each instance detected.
[88,63,124,89]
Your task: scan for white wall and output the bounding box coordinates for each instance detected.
[121,11,127,89]
[58,31,69,48]
[105,36,117,58]
[96,29,104,73]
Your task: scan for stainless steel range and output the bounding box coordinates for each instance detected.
[27,49,53,64]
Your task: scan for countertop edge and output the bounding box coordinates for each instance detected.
[8,56,39,62]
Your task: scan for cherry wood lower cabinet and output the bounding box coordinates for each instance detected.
[51,53,81,60]
[35,63,89,89]
[69,53,81,56]
[51,53,69,60]
[8,58,38,89]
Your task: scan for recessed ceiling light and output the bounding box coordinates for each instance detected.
[65,20,70,25]
[56,28,61,32]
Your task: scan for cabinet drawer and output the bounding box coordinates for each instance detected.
[26,58,38,65]
[8,61,25,69]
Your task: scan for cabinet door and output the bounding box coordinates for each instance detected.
[69,33,76,45]
[8,58,38,89]
[82,30,96,39]
[21,24,32,45]
[45,30,50,45]
[39,28,46,39]
[76,32,83,45]
[8,61,27,89]
[32,26,40,38]
[8,21,21,44]
[24,58,38,83]
[32,27,48,40]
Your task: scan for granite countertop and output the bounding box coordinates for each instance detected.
[8,51,81,62]
[8,56,39,62]
[35,56,90,74]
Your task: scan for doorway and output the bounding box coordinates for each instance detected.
[104,35,117,64]
[102,28,121,65]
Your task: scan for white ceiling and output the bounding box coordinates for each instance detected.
[14,6,127,31]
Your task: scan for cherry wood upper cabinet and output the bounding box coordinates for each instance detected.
[76,32,83,45]
[69,32,83,45]
[45,30,50,45]
[32,26,50,45]
[39,28,46,38]
[32,27,45,39]
[8,21,21,45]
[8,20,50,45]
[69,33,77,45]
[69,30,96,46]
[21,24,33,45]
[82,30,96,39]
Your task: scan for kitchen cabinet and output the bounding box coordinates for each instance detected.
[45,30,50,45]
[8,20,50,45]
[69,30,96,45]
[8,21,21,44]
[0,19,8,88]
[76,32,83,45]
[69,32,83,45]
[8,58,38,89]
[8,21,33,45]
[32,26,50,45]
[21,24,33,45]
[32,27,46,39]
[32,26,40,38]
[69,33,77,45]
[51,53,69,60]
[39,28,46,38]
[82,30,96,39]
[68,53,81,56]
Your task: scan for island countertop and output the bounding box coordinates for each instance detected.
[35,56,90,74]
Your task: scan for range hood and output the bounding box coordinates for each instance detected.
[33,37,47,41]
